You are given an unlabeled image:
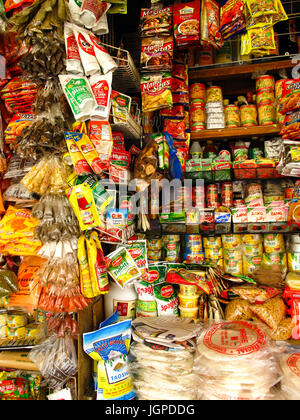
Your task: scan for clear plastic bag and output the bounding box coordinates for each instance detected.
[194,320,283,400]
[29,334,78,391]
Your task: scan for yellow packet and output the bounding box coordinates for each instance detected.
[69,132,106,175]
[73,121,88,133]
[78,235,94,299]
[86,231,109,295]
[246,0,278,18]
[65,133,92,176]
[67,183,102,231]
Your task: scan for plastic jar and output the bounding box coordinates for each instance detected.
[104,281,137,321]
[178,294,200,309]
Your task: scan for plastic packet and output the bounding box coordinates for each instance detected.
[29,334,78,391]
[83,319,135,400]
[141,72,173,113]
[140,6,173,38]
[86,231,109,295]
[85,31,118,74]
[250,297,286,331]
[59,75,96,121]
[105,247,141,289]
[80,0,109,29]
[9,256,46,314]
[153,283,179,317]
[229,284,282,304]
[64,22,84,74]
[72,25,101,76]
[225,298,253,322]
[89,72,112,121]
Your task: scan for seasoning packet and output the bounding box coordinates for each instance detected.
[105,247,142,289]
[65,132,93,176]
[125,240,148,276]
[174,1,201,47]
[70,131,106,175]
[141,72,173,113]
[140,36,174,72]
[111,91,132,123]
[72,26,101,76]
[88,121,114,172]
[86,231,109,295]
[64,22,84,74]
[140,6,173,38]
[89,72,112,121]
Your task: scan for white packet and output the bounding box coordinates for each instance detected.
[68,0,83,25]
[85,31,118,74]
[89,72,112,120]
[73,25,101,76]
[64,23,84,74]
[47,388,73,400]
[59,74,96,121]
[92,2,111,34]
[80,0,109,29]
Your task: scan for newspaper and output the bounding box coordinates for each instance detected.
[131,317,202,350]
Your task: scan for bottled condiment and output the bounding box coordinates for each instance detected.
[190,141,203,159]
[203,140,218,159]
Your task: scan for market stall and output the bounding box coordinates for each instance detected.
[1,0,300,401]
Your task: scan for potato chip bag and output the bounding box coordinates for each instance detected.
[9,256,46,314]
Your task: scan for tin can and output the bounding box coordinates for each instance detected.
[193,186,205,208]
[190,83,206,101]
[256,88,275,105]
[221,182,234,208]
[206,184,219,208]
[7,311,27,329]
[258,101,275,126]
[0,311,7,327]
[0,326,7,339]
[190,99,206,132]
[206,86,223,103]
[224,105,240,128]
[256,75,275,91]
[7,326,26,340]
[240,105,258,127]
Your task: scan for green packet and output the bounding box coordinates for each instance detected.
[76,175,114,215]
[153,283,179,317]
[125,240,148,276]
[159,211,186,224]
[141,263,167,285]
[105,247,142,289]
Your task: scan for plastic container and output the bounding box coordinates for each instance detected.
[180,284,200,296]
[104,281,137,321]
[178,294,199,309]
[179,306,199,319]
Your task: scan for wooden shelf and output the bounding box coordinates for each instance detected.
[189,59,294,82]
[191,125,281,141]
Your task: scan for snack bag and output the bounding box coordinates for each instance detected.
[9,256,46,314]
[280,79,300,115]
[67,183,102,231]
[86,231,109,295]
[140,6,173,37]
[141,72,173,113]
[153,283,179,317]
[125,240,148,276]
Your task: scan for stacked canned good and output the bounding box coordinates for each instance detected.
[178,283,202,320]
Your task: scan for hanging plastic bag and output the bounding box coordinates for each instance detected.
[29,334,78,391]
[164,131,183,180]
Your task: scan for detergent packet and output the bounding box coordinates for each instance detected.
[83,319,135,400]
